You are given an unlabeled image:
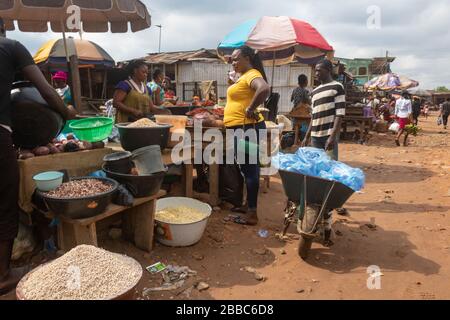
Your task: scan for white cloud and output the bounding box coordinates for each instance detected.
[5,0,450,89]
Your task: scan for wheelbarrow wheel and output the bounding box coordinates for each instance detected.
[297,206,320,260]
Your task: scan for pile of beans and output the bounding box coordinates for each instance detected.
[45,179,113,198]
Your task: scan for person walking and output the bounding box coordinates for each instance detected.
[302,59,346,245]
[395,91,413,146]
[412,96,421,125]
[440,98,450,130]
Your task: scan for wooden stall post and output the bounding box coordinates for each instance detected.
[87,68,93,99]
[69,55,83,112]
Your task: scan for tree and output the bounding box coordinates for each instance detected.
[436,86,450,92]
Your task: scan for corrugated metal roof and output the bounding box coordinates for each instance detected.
[143,49,220,64]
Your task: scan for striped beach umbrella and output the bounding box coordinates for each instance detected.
[0,0,151,33]
[218,16,334,66]
[34,38,115,72]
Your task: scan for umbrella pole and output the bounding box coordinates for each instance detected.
[60,19,70,63]
[270,51,276,93]
[60,19,83,112]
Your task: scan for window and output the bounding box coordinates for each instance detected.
[359,67,368,76]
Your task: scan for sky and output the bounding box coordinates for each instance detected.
[7,0,450,89]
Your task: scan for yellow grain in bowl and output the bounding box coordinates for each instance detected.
[156,206,208,224]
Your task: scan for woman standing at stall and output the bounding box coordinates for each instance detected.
[113,60,167,123]
[148,69,165,106]
[224,46,270,226]
[52,71,73,107]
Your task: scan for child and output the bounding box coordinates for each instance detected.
[424,104,430,119]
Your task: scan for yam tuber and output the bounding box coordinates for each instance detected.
[33,146,50,156]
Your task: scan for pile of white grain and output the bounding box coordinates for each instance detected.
[127,118,160,128]
[20,245,142,300]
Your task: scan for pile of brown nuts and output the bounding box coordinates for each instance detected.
[45,179,113,198]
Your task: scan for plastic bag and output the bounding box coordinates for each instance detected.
[389,122,400,133]
[12,223,36,261]
[219,163,244,207]
[113,185,135,207]
[275,148,365,192]
[437,116,443,126]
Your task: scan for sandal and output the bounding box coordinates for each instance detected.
[395,140,401,147]
[229,213,258,226]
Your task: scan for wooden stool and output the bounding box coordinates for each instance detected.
[51,191,166,253]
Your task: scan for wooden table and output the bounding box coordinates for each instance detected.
[108,143,210,205]
[186,123,281,198]
[52,190,166,253]
[342,116,374,141]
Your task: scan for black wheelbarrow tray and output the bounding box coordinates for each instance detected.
[278,169,355,210]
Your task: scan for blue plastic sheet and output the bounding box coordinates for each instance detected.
[273,148,365,191]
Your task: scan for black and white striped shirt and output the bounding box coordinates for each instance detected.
[310,81,346,138]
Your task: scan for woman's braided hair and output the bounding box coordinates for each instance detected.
[239,45,268,82]
[126,59,147,77]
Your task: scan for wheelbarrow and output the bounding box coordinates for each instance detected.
[278,170,355,259]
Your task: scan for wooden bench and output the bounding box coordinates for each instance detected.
[50,190,166,253]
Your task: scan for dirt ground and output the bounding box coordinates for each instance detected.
[2,113,449,301]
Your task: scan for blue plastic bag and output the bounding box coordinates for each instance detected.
[274,148,365,192]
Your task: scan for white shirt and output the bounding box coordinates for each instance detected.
[395,98,412,118]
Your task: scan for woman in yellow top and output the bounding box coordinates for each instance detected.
[225,46,270,226]
[113,60,169,124]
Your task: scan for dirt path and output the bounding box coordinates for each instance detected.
[2,114,448,301]
[131,113,449,300]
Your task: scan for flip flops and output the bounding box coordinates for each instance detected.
[228,214,258,226]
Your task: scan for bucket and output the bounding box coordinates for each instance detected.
[103,151,133,174]
[131,145,165,175]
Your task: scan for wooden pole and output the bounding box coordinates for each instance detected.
[60,20,70,63]
[70,55,83,113]
[102,70,108,100]
[87,68,93,98]
[271,51,276,93]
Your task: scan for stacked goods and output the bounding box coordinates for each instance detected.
[17,134,104,160]
[156,206,208,224]
[186,108,224,128]
[45,179,113,198]
[127,118,160,128]
[18,245,142,300]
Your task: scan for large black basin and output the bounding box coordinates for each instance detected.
[11,81,64,149]
[37,177,119,220]
[116,123,172,152]
[103,165,166,198]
